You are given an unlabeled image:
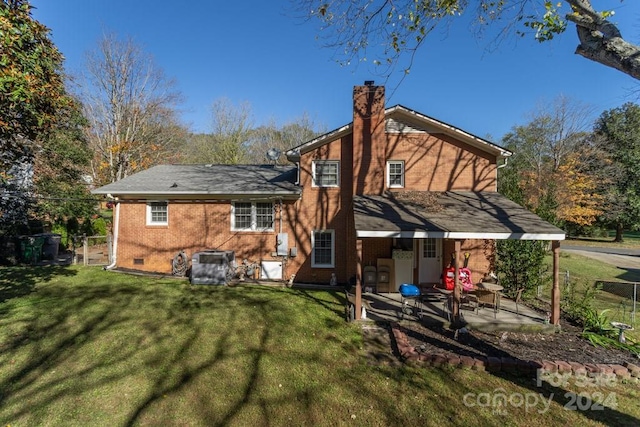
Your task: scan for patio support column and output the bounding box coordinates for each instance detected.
[551,240,561,325]
[452,240,462,322]
[355,239,363,320]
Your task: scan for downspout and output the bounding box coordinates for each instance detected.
[497,157,508,169]
[104,196,119,270]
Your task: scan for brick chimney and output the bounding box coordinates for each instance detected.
[352,81,386,195]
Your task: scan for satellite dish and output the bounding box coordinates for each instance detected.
[266,148,281,164]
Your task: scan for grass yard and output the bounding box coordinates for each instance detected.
[1,266,639,426]
[552,251,635,285]
[544,249,639,331]
[566,231,640,250]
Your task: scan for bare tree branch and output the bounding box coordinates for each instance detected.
[75,33,186,185]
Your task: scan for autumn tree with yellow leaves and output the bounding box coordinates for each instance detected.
[498,96,608,233]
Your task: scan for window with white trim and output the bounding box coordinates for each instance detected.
[387,160,405,188]
[146,201,168,225]
[255,202,274,229]
[231,202,274,231]
[312,230,335,268]
[312,160,339,187]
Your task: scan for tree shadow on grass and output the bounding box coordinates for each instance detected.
[0,266,78,306]
[0,276,361,426]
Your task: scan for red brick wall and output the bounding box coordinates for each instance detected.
[116,200,294,274]
[386,132,497,191]
[285,133,354,284]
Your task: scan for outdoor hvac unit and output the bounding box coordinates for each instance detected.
[190,250,235,285]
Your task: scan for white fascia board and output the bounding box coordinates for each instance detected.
[286,123,353,159]
[356,230,566,240]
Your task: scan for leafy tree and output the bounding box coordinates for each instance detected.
[77,33,186,185]
[496,239,547,297]
[594,102,640,241]
[0,0,75,234]
[554,154,604,228]
[33,102,95,226]
[499,96,604,229]
[300,0,640,80]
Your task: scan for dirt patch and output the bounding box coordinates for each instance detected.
[396,320,640,366]
[361,324,401,367]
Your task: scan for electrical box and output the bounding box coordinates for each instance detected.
[277,233,288,256]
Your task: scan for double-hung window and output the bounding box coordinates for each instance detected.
[312,230,335,268]
[387,160,405,188]
[146,201,168,226]
[255,202,274,229]
[232,202,274,231]
[312,161,339,187]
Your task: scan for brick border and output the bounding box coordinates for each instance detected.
[390,322,640,380]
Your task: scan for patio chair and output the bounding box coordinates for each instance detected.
[512,288,525,315]
[462,291,479,313]
[363,265,377,293]
[494,287,524,315]
[443,292,478,322]
[473,288,499,318]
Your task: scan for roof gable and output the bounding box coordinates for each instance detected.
[287,105,512,161]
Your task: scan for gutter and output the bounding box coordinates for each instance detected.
[104,197,119,270]
[497,157,509,169]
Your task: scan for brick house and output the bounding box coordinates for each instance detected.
[93,82,565,321]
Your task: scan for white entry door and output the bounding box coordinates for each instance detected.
[419,238,442,284]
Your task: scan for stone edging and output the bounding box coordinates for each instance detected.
[390,322,640,380]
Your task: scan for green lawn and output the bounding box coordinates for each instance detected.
[1,266,639,426]
[566,231,640,250]
[541,250,640,344]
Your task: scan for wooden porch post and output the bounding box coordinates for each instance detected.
[452,240,462,321]
[551,240,561,325]
[355,239,363,320]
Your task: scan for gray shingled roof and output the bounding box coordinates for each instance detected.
[91,164,301,198]
[354,192,565,240]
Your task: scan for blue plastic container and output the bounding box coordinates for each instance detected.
[399,283,420,297]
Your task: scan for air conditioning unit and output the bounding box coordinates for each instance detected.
[190,250,235,285]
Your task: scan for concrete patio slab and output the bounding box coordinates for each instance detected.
[361,289,558,333]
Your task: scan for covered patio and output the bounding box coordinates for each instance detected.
[351,191,566,325]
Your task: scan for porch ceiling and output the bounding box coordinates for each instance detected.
[353,192,566,240]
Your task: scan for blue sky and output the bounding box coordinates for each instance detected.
[32,0,639,142]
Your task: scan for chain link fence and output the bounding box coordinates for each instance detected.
[537,271,638,327]
[556,271,640,328]
[596,280,638,326]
